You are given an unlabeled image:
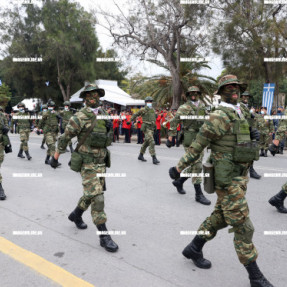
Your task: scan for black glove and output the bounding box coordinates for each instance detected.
[166,138,174,148]
[269,143,279,156]
[50,156,59,168]
[169,167,180,180]
[105,120,113,132]
[4,144,12,153]
[36,130,41,135]
[250,129,260,141]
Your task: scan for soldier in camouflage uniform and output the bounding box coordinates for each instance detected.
[0,106,8,200]
[11,102,32,160]
[38,101,61,165]
[240,91,261,179]
[50,84,118,253]
[257,107,274,157]
[167,86,210,205]
[38,104,48,149]
[268,113,287,213]
[169,75,273,287]
[59,101,74,152]
[128,97,160,165]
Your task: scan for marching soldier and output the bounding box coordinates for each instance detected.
[38,104,48,149]
[59,101,74,152]
[169,75,273,287]
[240,91,261,179]
[12,102,32,160]
[268,112,287,213]
[257,107,274,157]
[167,86,211,205]
[38,101,61,165]
[50,84,118,252]
[128,97,160,164]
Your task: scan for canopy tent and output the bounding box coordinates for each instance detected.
[12,98,41,111]
[70,80,145,107]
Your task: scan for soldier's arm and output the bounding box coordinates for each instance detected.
[275,120,287,142]
[38,113,47,129]
[176,110,231,172]
[168,106,188,137]
[57,115,82,154]
[130,108,145,122]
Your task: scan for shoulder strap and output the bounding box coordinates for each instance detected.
[75,115,97,152]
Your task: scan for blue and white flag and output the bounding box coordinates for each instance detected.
[0,79,2,86]
[45,81,49,86]
[262,83,275,115]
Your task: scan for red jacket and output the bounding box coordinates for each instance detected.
[126,115,132,129]
[156,115,161,130]
[137,117,142,129]
[113,119,119,129]
[177,124,181,131]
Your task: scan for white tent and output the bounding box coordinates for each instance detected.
[12,98,41,111]
[70,79,145,107]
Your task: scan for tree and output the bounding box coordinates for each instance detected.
[98,0,210,108]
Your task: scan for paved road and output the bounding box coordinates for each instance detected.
[0,133,286,287]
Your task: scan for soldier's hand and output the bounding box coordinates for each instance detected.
[50,156,59,169]
[250,129,260,141]
[269,143,279,156]
[166,138,174,148]
[169,166,180,180]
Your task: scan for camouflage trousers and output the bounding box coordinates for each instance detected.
[195,154,257,265]
[45,132,57,156]
[19,129,30,151]
[42,135,46,145]
[0,145,4,183]
[282,182,287,194]
[259,133,270,150]
[140,128,156,156]
[77,162,107,225]
[182,147,203,185]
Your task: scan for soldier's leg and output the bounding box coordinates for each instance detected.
[268,181,287,213]
[264,134,269,156]
[140,134,150,155]
[45,133,53,164]
[146,129,159,164]
[23,130,32,159]
[259,134,264,156]
[221,176,258,265]
[0,147,6,200]
[17,131,25,158]
[41,135,46,149]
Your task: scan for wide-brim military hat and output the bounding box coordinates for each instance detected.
[186,86,201,96]
[80,84,105,98]
[241,91,253,98]
[215,74,247,95]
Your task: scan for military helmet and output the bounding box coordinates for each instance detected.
[186,86,201,95]
[241,91,252,98]
[42,104,47,109]
[17,102,26,108]
[145,96,153,102]
[79,84,105,98]
[63,101,71,106]
[48,101,55,107]
[216,74,247,95]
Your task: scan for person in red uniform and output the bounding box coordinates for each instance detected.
[121,111,128,142]
[136,116,143,144]
[125,111,132,143]
[155,110,162,145]
[113,113,119,142]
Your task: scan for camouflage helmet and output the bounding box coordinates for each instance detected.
[241,90,252,98]
[216,74,247,95]
[145,96,153,102]
[186,86,201,96]
[79,84,105,98]
[17,102,26,108]
[63,101,71,106]
[48,101,56,107]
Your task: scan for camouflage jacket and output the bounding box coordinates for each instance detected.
[257,115,274,134]
[168,101,206,137]
[11,112,32,131]
[59,110,74,130]
[57,107,109,157]
[275,113,287,141]
[177,105,251,172]
[130,106,156,129]
[38,111,60,133]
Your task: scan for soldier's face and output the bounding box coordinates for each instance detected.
[242,95,248,104]
[221,84,240,104]
[85,92,100,108]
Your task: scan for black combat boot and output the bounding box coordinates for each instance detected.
[264,150,268,157]
[260,149,264,156]
[249,164,261,179]
[69,144,74,153]
[138,153,147,162]
[68,207,88,229]
[172,177,188,194]
[152,155,160,165]
[45,155,50,164]
[0,183,6,200]
[245,261,274,287]
[268,190,287,213]
[194,184,211,205]
[40,143,45,149]
[96,223,119,252]
[24,151,32,160]
[182,235,211,269]
[18,149,25,158]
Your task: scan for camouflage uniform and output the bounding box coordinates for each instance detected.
[59,107,73,149]
[38,109,59,160]
[130,98,160,164]
[0,109,8,199]
[257,114,273,154]
[169,75,273,287]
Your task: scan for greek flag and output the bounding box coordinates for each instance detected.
[262,83,275,115]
